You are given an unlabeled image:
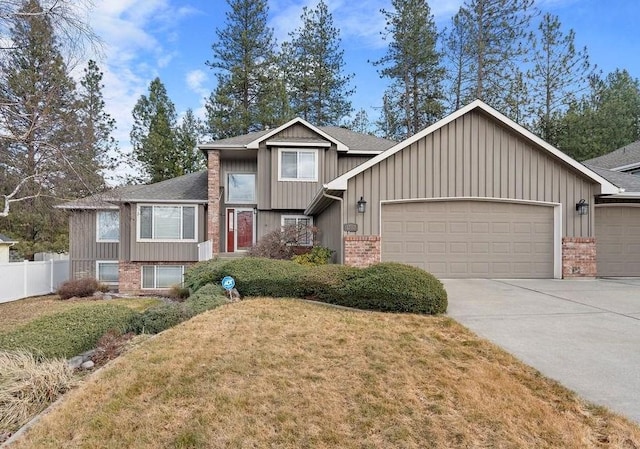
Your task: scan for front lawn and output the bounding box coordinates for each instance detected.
[0,295,162,335]
[9,299,640,448]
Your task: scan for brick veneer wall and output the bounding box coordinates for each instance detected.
[118,261,194,295]
[562,237,596,278]
[344,236,381,268]
[207,150,220,257]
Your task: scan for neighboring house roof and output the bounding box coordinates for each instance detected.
[200,118,396,154]
[584,140,640,171]
[58,171,208,210]
[0,233,17,244]
[585,164,640,192]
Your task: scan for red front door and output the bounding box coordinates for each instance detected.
[227,209,235,252]
[236,210,254,250]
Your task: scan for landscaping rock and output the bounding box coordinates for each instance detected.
[68,356,84,369]
[81,360,95,369]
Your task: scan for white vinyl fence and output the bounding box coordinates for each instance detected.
[0,260,69,304]
[198,240,213,261]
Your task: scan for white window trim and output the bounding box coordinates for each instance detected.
[278,148,319,182]
[141,265,185,290]
[226,172,257,204]
[96,210,120,243]
[96,260,119,285]
[136,204,198,243]
[281,215,314,246]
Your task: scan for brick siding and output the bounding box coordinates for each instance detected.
[207,149,220,257]
[118,261,194,295]
[344,235,381,268]
[562,237,596,278]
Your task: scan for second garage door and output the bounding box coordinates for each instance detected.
[595,205,640,277]
[381,200,555,278]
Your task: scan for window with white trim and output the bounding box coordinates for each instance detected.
[278,149,318,181]
[138,205,196,241]
[96,261,119,284]
[281,215,313,246]
[227,173,256,203]
[97,210,119,242]
[142,265,184,289]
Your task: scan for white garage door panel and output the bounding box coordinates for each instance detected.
[381,201,555,278]
[595,206,640,277]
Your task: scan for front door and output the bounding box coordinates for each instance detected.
[226,208,255,252]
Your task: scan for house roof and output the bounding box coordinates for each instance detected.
[58,171,208,209]
[199,118,396,154]
[584,140,640,171]
[0,233,17,244]
[323,100,620,194]
[585,164,640,192]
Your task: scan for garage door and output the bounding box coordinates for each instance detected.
[595,206,640,277]
[381,200,555,278]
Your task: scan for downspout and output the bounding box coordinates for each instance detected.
[321,191,344,264]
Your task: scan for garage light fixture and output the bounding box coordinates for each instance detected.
[357,196,367,213]
[576,199,589,216]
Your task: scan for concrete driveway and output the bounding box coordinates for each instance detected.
[443,278,640,424]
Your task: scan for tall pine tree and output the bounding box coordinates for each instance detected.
[174,109,206,175]
[527,13,593,144]
[282,0,354,126]
[205,0,281,138]
[372,0,444,139]
[130,78,179,183]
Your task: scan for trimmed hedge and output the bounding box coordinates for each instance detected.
[184,258,447,314]
[0,304,138,359]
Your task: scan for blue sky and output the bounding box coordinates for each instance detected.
[86,0,640,161]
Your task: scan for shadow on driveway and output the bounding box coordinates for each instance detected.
[443,278,640,424]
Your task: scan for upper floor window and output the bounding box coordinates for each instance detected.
[96,210,119,242]
[227,173,256,203]
[278,148,318,182]
[138,205,196,242]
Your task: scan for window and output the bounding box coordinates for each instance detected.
[97,210,119,242]
[278,149,318,181]
[227,173,256,203]
[96,261,118,284]
[142,265,184,289]
[282,215,313,246]
[138,205,196,241]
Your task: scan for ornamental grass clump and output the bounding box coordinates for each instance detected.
[0,350,75,434]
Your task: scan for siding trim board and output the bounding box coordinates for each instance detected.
[379,197,562,279]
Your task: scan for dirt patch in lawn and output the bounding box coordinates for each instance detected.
[8,298,640,448]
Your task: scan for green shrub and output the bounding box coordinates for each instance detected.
[168,285,191,301]
[128,304,187,335]
[298,264,360,300]
[0,304,138,358]
[184,284,229,316]
[183,258,230,292]
[292,246,334,266]
[335,263,448,314]
[56,277,100,299]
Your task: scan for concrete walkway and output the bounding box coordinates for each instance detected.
[443,278,640,424]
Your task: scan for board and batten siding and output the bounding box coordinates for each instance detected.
[338,155,373,175]
[256,123,340,210]
[315,200,342,263]
[343,110,596,238]
[69,211,119,280]
[129,204,206,262]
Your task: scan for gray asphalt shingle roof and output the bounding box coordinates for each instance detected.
[585,164,640,192]
[0,233,17,243]
[205,124,396,153]
[584,140,640,170]
[58,171,208,209]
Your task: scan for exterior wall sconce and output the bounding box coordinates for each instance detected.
[357,196,367,213]
[576,199,589,215]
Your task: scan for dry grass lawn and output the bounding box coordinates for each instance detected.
[9,299,640,449]
[0,295,161,334]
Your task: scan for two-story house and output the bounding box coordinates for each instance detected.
[59,118,395,294]
[61,101,640,293]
